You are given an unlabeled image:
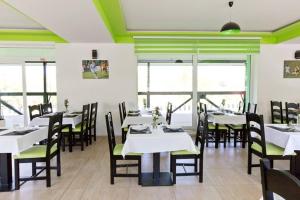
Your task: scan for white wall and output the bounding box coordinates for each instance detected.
[55,43,137,135]
[254,44,300,122]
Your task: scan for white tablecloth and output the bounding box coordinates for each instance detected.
[29,114,81,128]
[265,124,300,156]
[0,127,48,154]
[121,126,196,157]
[122,115,167,128]
[207,113,246,125]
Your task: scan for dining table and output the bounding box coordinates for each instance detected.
[206,111,246,148]
[0,127,48,191]
[264,124,300,179]
[122,125,196,186]
[29,112,82,128]
[121,110,167,128]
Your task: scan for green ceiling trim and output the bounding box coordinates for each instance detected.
[0,29,67,43]
[273,21,300,43]
[94,0,300,45]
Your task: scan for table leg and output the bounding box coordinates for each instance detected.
[291,150,300,179]
[141,153,173,186]
[0,153,13,191]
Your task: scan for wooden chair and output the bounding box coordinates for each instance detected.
[260,159,300,200]
[227,102,257,148]
[246,113,292,175]
[105,112,142,184]
[14,112,63,189]
[198,102,228,148]
[166,102,173,125]
[88,102,98,144]
[285,102,299,124]
[119,103,128,143]
[41,103,53,115]
[61,104,90,151]
[121,101,127,119]
[28,105,42,120]
[271,101,283,124]
[170,112,206,183]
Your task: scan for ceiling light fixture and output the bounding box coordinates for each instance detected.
[220,1,241,34]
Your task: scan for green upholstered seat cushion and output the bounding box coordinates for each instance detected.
[113,144,142,156]
[123,127,129,132]
[61,123,86,133]
[14,145,57,159]
[251,142,284,156]
[228,124,244,130]
[171,146,200,155]
[274,119,286,124]
[208,123,228,130]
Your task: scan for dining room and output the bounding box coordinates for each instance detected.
[1,1,300,200]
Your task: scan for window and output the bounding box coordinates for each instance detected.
[0,61,57,127]
[138,62,193,126]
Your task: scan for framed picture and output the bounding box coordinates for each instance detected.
[284,60,300,78]
[82,60,109,79]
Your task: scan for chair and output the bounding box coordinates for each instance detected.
[41,103,53,115]
[28,105,42,120]
[271,101,284,124]
[246,113,292,175]
[260,159,300,200]
[88,102,98,144]
[61,104,90,151]
[166,102,173,125]
[105,112,142,184]
[14,112,63,189]
[285,102,299,124]
[228,102,257,148]
[170,112,206,184]
[121,101,127,119]
[119,103,128,143]
[198,102,228,148]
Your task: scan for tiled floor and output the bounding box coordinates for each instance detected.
[0,136,290,200]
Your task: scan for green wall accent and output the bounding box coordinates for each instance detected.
[0,29,67,43]
[93,0,300,45]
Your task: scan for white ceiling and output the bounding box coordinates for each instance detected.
[120,0,300,32]
[0,1,44,29]
[4,0,113,43]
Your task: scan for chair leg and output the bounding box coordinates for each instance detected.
[171,156,176,184]
[206,132,209,147]
[46,160,51,187]
[199,156,203,183]
[14,159,20,190]
[32,162,36,176]
[89,128,92,145]
[68,133,73,152]
[194,158,198,173]
[62,135,66,152]
[80,134,84,151]
[85,130,89,147]
[247,150,252,175]
[270,160,274,168]
[138,158,141,185]
[234,131,237,148]
[94,127,96,141]
[110,159,115,184]
[223,131,227,148]
[57,152,61,176]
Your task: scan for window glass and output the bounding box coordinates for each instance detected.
[25,63,44,92]
[0,64,22,92]
[46,63,56,92]
[138,63,148,92]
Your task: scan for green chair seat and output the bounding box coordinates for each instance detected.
[208,123,228,130]
[251,142,285,156]
[273,119,286,124]
[14,145,57,159]
[113,144,142,156]
[228,124,244,130]
[171,146,200,155]
[123,127,129,132]
[61,123,86,133]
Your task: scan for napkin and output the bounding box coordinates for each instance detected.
[163,126,184,133]
[267,126,296,132]
[130,127,151,134]
[2,128,38,136]
[64,114,77,118]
